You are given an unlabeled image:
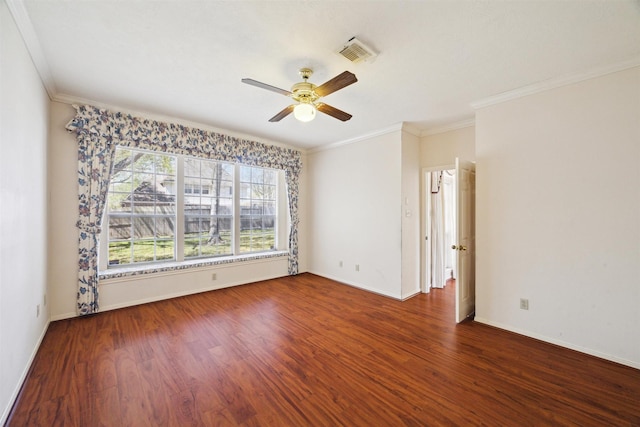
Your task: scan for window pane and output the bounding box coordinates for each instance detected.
[156,239,174,261]
[108,193,132,213]
[221,163,234,178]
[184,216,232,259]
[219,198,233,216]
[240,165,251,182]
[184,233,199,258]
[113,148,132,165]
[263,184,276,200]
[251,217,263,231]
[133,217,154,238]
[133,239,155,263]
[264,170,276,185]
[133,153,156,172]
[218,217,233,233]
[156,217,175,239]
[264,201,276,215]
[108,241,130,266]
[184,194,201,208]
[109,174,132,193]
[255,202,266,216]
[156,203,176,215]
[200,162,216,179]
[156,174,175,194]
[201,196,233,216]
[108,216,131,240]
[252,184,265,199]
[251,168,264,183]
[199,196,213,214]
[133,204,155,215]
[184,158,200,177]
[156,156,176,175]
[240,183,251,199]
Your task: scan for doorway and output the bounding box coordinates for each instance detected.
[424,168,456,291]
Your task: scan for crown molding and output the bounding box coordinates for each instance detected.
[401,122,421,137]
[52,92,102,108]
[421,118,475,137]
[471,57,640,110]
[308,123,405,153]
[308,119,466,153]
[6,0,57,99]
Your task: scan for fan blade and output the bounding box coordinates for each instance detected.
[269,105,295,122]
[314,71,357,97]
[317,103,352,121]
[242,78,292,96]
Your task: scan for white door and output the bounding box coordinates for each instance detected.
[454,158,476,323]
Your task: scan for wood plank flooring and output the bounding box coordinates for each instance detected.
[7,273,640,426]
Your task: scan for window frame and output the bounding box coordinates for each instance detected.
[98,147,288,272]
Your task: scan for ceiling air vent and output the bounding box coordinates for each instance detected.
[338,37,377,64]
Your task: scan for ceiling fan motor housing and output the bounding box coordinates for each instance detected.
[291,81,319,104]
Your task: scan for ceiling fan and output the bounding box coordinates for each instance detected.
[242,68,357,123]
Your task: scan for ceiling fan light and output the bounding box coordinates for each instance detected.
[294,103,316,122]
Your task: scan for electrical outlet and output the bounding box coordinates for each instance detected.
[211,273,217,281]
[339,261,343,267]
[520,298,529,310]
[355,264,360,272]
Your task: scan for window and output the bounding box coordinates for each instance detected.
[106,149,177,265]
[102,147,284,269]
[240,165,277,253]
[184,158,233,259]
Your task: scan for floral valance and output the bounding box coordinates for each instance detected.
[66,104,302,174]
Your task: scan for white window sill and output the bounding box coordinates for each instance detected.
[98,251,289,281]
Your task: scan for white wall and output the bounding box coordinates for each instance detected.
[48,101,305,319]
[307,129,404,298]
[0,2,50,423]
[420,125,475,168]
[48,103,79,319]
[474,66,640,368]
[401,129,421,298]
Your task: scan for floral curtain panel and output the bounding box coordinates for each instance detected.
[67,104,302,315]
[74,132,117,315]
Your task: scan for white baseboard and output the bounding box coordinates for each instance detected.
[51,273,288,321]
[474,317,640,370]
[307,271,403,300]
[401,290,421,301]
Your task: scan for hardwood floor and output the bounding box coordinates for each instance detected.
[7,273,640,426]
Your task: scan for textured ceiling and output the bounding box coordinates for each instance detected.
[13,0,640,149]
